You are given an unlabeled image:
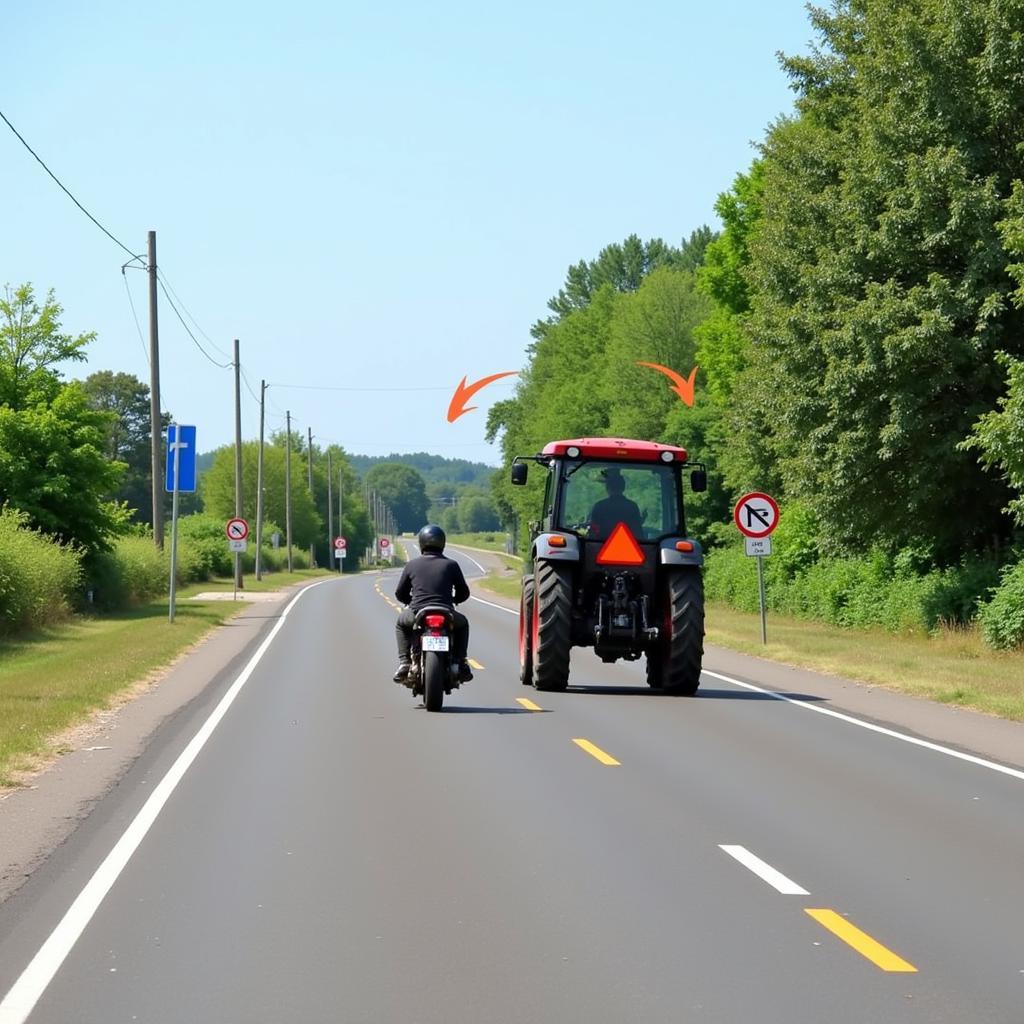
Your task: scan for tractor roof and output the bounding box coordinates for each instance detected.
[540,438,688,463]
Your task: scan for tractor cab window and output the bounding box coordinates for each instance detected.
[558,461,679,541]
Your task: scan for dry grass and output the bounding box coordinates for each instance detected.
[0,596,247,786]
[705,602,1024,721]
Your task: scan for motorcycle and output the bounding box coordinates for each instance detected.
[407,605,461,711]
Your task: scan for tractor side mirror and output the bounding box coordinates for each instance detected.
[690,469,708,493]
[511,463,528,486]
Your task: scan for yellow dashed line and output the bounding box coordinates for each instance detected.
[572,738,620,766]
[516,698,543,712]
[805,909,917,972]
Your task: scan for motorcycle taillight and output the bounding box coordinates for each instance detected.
[424,614,446,629]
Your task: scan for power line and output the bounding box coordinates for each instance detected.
[121,267,150,367]
[0,106,137,259]
[156,269,233,360]
[157,278,233,369]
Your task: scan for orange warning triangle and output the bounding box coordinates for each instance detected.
[596,523,645,566]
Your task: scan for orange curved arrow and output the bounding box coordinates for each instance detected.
[447,371,518,422]
[636,362,698,407]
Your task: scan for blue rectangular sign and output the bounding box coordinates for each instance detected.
[165,424,197,493]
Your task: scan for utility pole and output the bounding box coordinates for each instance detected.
[255,379,266,581]
[147,230,164,549]
[307,427,315,568]
[233,339,243,590]
[338,465,344,574]
[327,449,334,572]
[285,410,293,572]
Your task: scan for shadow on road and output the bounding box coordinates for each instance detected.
[563,683,828,702]
[431,705,548,715]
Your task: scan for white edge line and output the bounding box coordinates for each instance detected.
[447,545,487,576]
[0,578,336,1024]
[470,594,517,614]
[719,845,809,895]
[702,668,1024,783]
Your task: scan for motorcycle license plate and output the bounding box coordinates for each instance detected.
[422,635,450,652]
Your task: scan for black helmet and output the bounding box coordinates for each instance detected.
[417,524,446,553]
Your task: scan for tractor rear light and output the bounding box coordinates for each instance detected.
[424,614,446,628]
[660,450,674,463]
[548,536,567,547]
[676,541,695,553]
[566,445,580,457]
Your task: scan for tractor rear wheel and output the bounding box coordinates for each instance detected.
[646,568,704,695]
[531,561,572,692]
[519,576,535,685]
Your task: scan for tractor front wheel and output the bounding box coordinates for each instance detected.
[531,561,572,692]
[646,568,704,695]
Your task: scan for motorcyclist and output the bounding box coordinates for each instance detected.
[393,524,473,683]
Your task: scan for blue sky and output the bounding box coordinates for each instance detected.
[3,1,815,465]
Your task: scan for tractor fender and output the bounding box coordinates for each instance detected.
[659,538,704,567]
[533,532,581,562]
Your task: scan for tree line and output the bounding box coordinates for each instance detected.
[487,1,1024,647]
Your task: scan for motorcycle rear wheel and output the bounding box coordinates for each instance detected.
[423,651,445,711]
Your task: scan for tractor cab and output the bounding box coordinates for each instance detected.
[512,438,706,694]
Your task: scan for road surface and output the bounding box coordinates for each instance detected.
[0,545,1022,1022]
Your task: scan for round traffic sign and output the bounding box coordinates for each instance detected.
[733,492,779,538]
[379,537,391,549]
[225,517,250,541]
[334,536,347,550]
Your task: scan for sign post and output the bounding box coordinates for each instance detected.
[334,536,347,568]
[379,536,391,563]
[226,518,250,600]
[166,425,197,623]
[734,492,780,644]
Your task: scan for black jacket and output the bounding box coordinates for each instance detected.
[395,552,470,611]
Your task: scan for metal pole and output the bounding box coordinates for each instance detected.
[255,379,266,581]
[327,449,334,570]
[168,424,181,622]
[307,427,315,567]
[233,339,243,590]
[285,411,293,571]
[147,231,164,549]
[338,466,344,573]
[757,554,767,644]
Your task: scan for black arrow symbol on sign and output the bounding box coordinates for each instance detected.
[745,505,771,529]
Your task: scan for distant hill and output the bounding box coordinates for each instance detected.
[347,452,497,489]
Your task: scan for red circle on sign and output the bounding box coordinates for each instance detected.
[733,492,779,538]
[380,537,390,548]
[225,517,250,540]
[334,537,346,550]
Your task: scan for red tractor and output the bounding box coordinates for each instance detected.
[512,438,707,694]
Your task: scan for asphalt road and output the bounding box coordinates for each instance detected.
[0,546,1022,1022]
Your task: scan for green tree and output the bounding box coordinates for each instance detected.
[0,285,125,551]
[80,370,177,524]
[364,462,430,532]
[736,0,1024,555]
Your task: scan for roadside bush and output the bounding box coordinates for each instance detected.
[176,513,233,578]
[0,507,82,634]
[87,535,166,610]
[705,529,1003,635]
[977,559,1024,650]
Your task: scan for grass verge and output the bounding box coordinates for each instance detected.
[0,577,313,788]
[447,532,517,556]
[706,601,1024,722]
[475,556,523,602]
[190,568,334,594]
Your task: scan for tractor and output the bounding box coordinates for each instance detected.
[511,438,706,694]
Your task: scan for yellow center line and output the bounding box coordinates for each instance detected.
[573,738,621,765]
[805,909,917,973]
[468,658,484,670]
[516,698,543,711]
